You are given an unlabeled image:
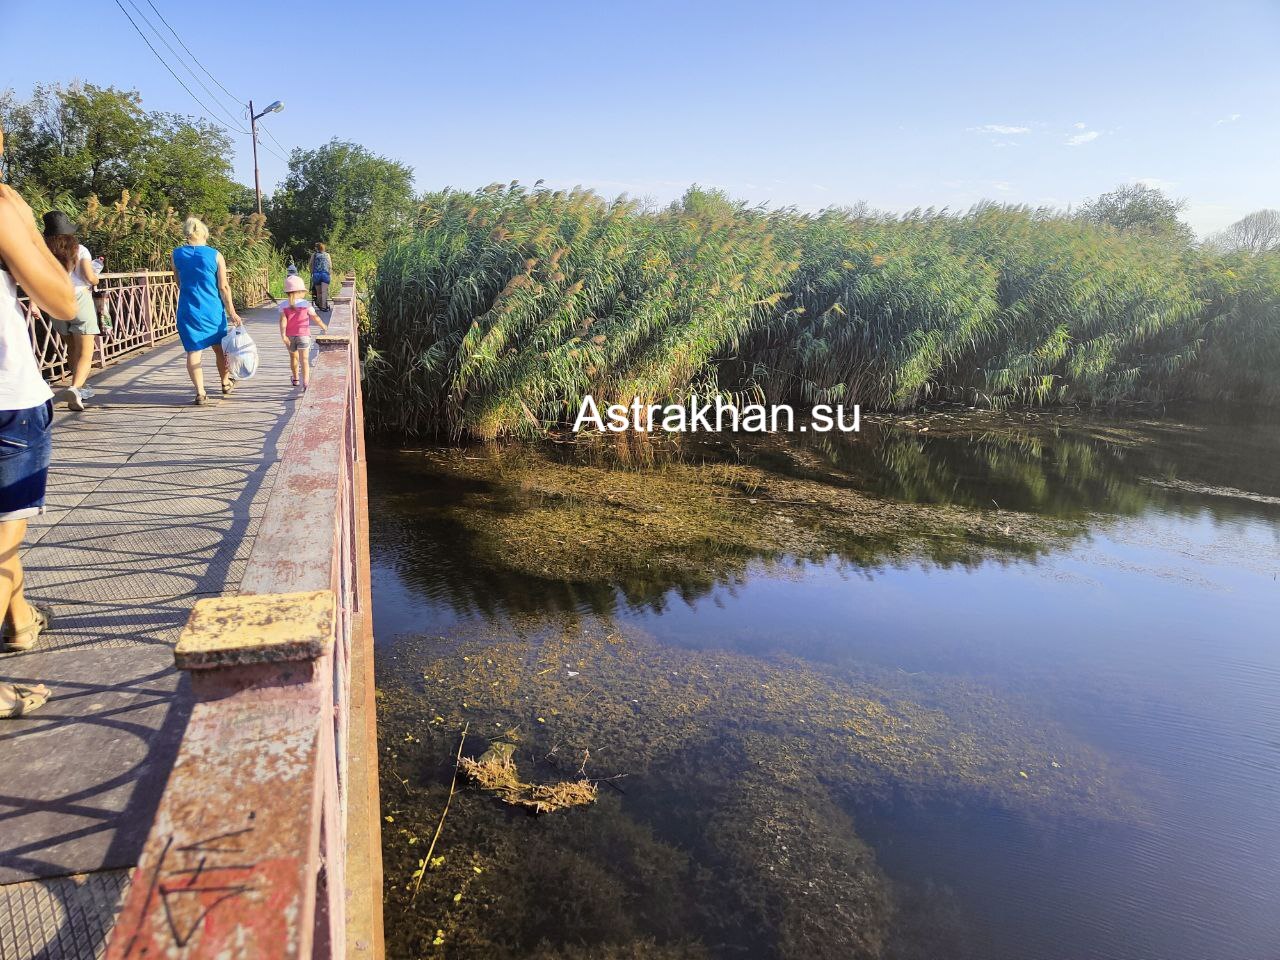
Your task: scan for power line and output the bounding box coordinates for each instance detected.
[111,0,246,136]
[140,0,245,110]
[259,124,292,159]
[260,140,290,166]
[120,0,248,134]
[133,0,296,169]
[111,0,291,172]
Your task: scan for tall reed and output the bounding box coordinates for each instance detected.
[25,189,281,308]
[364,185,1280,438]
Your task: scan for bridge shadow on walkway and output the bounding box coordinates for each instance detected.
[0,306,302,959]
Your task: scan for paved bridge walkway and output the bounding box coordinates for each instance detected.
[0,305,300,959]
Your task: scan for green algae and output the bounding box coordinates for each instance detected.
[392,435,1086,595]
[378,617,1139,959]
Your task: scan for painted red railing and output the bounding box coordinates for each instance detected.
[20,265,270,381]
[104,276,383,959]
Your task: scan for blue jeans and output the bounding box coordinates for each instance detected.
[0,401,53,522]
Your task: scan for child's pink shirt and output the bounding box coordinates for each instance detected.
[280,299,315,337]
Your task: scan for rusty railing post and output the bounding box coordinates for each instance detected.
[105,591,338,960]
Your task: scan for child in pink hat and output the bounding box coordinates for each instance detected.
[278,274,327,390]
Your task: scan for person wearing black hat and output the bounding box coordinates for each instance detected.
[41,211,101,412]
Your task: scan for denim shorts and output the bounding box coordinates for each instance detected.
[287,335,312,353]
[0,400,54,522]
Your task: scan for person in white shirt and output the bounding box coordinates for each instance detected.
[0,122,77,716]
[41,211,101,411]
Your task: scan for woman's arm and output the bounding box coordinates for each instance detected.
[214,252,243,326]
[79,250,99,286]
[0,185,77,319]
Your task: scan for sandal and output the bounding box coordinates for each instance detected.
[1,604,53,651]
[0,682,51,718]
[193,394,209,406]
[222,378,235,395]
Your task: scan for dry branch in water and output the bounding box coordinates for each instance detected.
[460,741,598,813]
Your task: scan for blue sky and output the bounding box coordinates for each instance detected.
[3,0,1277,236]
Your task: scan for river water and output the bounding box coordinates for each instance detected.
[369,409,1280,960]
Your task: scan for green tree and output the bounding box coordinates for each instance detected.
[267,139,416,256]
[136,113,237,218]
[1077,183,1194,244]
[0,82,243,219]
[0,83,149,202]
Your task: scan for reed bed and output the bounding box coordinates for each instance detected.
[365,185,1280,438]
[27,190,282,308]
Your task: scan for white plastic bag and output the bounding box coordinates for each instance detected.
[221,325,259,380]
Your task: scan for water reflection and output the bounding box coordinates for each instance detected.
[370,410,1278,629]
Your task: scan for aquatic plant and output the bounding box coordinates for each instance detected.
[364,186,1280,437]
[378,617,1137,959]
[374,442,1085,610]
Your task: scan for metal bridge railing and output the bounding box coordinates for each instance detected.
[20,264,271,381]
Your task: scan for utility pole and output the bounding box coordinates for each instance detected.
[250,100,261,216]
[248,99,285,217]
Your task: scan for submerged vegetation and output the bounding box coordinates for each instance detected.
[379,618,1136,959]
[372,430,1156,957]
[364,184,1280,438]
[369,429,1095,621]
[371,413,1280,958]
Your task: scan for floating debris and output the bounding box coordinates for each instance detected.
[460,741,598,814]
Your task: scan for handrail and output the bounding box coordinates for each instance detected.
[104,276,383,959]
[20,264,271,382]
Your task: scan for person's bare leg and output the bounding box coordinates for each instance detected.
[290,349,299,382]
[0,518,33,633]
[186,349,206,397]
[70,333,94,390]
[213,344,230,388]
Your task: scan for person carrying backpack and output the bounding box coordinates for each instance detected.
[309,242,332,312]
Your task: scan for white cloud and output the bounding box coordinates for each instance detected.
[1214,113,1242,125]
[1073,121,1087,130]
[971,123,1030,135]
[1066,130,1100,146]
[991,181,1013,193]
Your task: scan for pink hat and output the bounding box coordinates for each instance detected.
[284,275,306,294]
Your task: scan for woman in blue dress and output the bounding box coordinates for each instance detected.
[172,217,243,405]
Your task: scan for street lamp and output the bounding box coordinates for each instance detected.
[249,99,284,217]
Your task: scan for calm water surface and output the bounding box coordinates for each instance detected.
[370,410,1280,960]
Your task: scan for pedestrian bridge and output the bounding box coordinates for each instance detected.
[0,277,381,959]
